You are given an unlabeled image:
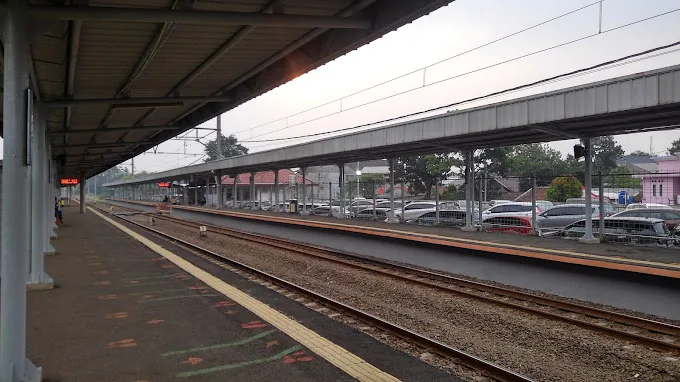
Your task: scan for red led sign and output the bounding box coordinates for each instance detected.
[60,178,79,185]
[158,182,170,188]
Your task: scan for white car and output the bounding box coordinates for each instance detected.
[625,203,673,210]
[393,201,445,222]
[482,202,539,217]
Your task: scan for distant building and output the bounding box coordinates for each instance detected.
[616,154,658,174]
[641,156,680,205]
[217,169,314,206]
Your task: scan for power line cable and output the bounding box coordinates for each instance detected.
[239,10,680,144]
[232,1,603,138]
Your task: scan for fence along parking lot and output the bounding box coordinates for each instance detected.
[130,170,680,248]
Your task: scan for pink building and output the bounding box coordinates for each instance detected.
[641,156,680,205]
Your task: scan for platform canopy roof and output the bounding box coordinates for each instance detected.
[6,0,453,178]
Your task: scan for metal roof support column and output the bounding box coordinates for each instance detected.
[389,158,396,223]
[301,167,307,213]
[338,163,345,219]
[580,137,599,244]
[462,150,475,231]
[250,173,256,210]
[232,174,238,208]
[48,146,58,237]
[29,108,54,290]
[273,170,279,212]
[215,170,223,209]
[79,173,86,213]
[0,0,42,380]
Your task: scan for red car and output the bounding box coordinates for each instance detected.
[483,216,533,235]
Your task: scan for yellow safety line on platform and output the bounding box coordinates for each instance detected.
[89,207,401,382]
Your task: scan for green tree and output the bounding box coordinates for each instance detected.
[546,176,582,202]
[591,135,624,175]
[394,154,454,199]
[668,138,680,155]
[358,173,385,198]
[203,134,248,162]
[508,144,569,189]
[605,166,642,188]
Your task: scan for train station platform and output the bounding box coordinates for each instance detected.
[28,203,454,381]
[105,199,680,279]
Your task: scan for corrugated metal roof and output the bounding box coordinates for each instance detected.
[23,0,454,178]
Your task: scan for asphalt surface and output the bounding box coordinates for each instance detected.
[24,205,455,382]
[171,207,680,320]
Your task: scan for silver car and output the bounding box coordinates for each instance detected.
[536,204,614,231]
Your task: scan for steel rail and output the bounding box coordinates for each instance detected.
[146,212,680,354]
[106,209,533,382]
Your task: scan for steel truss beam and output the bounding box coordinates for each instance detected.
[49,125,179,136]
[27,6,372,29]
[42,95,234,108]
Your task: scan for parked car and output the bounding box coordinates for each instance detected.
[625,203,673,210]
[611,208,680,234]
[375,201,405,209]
[408,209,470,227]
[308,205,350,218]
[393,201,457,222]
[348,199,376,215]
[551,217,673,245]
[482,216,533,235]
[536,204,614,231]
[354,207,390,221]
[535,200,554,211]
[482,202,538,217]
[488,200,512,206]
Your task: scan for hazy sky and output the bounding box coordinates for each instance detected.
[7,0,680,173]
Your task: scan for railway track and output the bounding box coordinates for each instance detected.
[149,212,680,353]
[99,205,534,382]
[102,200,680,355]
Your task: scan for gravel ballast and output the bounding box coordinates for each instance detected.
[119,210,680,381]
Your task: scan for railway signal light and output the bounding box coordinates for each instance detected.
[573,144,588,160]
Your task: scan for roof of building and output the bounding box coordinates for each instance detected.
[221,169,313,186]
[616,155,658,173]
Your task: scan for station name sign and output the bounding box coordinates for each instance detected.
[60,178,79,185]
[158,182,171,188]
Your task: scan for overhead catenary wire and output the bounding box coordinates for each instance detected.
[231,0,604,138]
[241,36,680,144]
[237,8,680,144]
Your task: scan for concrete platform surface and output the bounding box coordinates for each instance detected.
[24,205,455,382]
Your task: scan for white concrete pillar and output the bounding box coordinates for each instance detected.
[0,0,43,379]
[28,108,54,289]
[580,138,599,244]
[462,150,475,231]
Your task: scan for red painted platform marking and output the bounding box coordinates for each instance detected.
[88,262,102,266]
[241,321,267,329]
[189,286,206,290]
[93,281,111,286]
[266,340,279,348]
[213,301,235,308]
[180,357,203,366]
[160,264,174,269]
[146,319,164,324]
[97,294,117,300]
[282,351,314,364]
[108,339,137,348]
[104,312,128,319]
[93,270,109,275]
